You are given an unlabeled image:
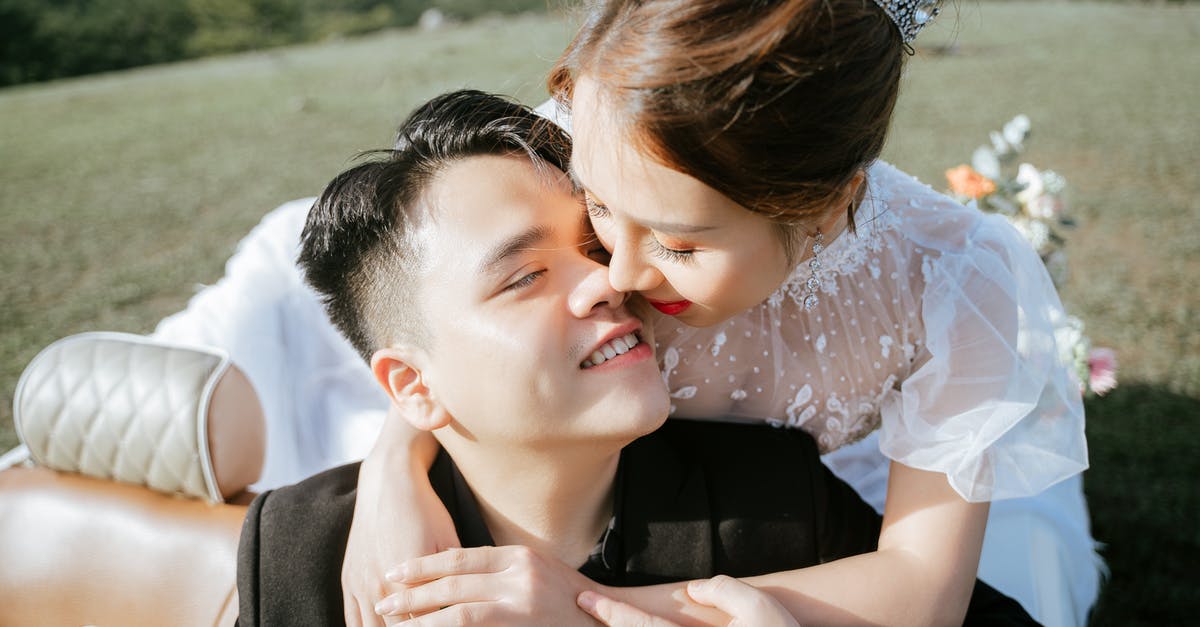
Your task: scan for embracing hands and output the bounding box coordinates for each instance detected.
[374,545,602,626]
[341,405,461,627]
[578,575,801,627]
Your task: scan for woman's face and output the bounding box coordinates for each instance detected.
[569,76,793,328]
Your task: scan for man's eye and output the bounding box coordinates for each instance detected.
[505,270,545,292]
[584,196,610,219]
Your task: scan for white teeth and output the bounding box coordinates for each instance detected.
[581,332,642,369]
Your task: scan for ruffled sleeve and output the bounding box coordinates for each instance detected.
[877,212,1088,502]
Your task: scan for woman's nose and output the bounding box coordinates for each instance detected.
[606,237,663,294]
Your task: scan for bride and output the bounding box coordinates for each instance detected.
[155,1,1101,625]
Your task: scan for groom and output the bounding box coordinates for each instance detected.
[235,90,1034,625]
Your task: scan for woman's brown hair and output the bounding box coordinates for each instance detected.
[549,0,905,248]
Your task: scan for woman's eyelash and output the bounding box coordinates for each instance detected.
[650,239,696,264]
[584,196,610,218]
[505,270,545,292]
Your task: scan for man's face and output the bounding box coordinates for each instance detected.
[411,154,669,449]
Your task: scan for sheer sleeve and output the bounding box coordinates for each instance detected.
[876,211,1088,502]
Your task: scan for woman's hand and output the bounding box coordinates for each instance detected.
[578,575,800,627]
[375,545,600,626]
[341,405,460,627]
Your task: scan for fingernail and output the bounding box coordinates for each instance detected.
[385,565,405,582]
[577,590,597,612]
[375,598,397,615]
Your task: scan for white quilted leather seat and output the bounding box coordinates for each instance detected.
[0,332,265,627]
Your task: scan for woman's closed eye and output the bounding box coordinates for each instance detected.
[584,195,610,219]
[649,237,696,264]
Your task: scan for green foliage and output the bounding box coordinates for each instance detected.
[186,0,307,56]
[433,0,550,19]
[0,0,194,85]
[0,0,552,86]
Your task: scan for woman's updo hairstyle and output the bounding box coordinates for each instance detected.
[549,0,905,244]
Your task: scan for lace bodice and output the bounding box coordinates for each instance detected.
[655,161,1088,502]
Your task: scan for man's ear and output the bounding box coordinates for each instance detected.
[370,347,451,431]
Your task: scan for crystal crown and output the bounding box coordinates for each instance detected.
[873,0,942,44]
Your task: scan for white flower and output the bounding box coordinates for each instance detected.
[1028,194,1065,220]
[1054,314,1086,367]
[1015,163,1044,207]
[1009,216,1052,254]
[989,131,1011,157]
[972,146,1001,180]
[1041,169,1067,195]
[1003,115,1031,149]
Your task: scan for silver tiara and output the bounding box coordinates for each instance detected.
[873,0,942,44]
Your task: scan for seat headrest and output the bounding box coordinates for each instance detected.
[12,332,264,502]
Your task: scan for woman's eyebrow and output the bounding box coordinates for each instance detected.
[638,218,717,235]
[570,165,715,234]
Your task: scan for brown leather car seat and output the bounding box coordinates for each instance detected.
[0,333,265,627]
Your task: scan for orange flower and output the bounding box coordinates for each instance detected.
[945,165,997,199]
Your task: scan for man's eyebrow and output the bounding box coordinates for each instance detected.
[479,224,554,274]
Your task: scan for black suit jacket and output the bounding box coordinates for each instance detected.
[237,420,1036,625]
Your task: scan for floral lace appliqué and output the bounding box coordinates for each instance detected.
[772,206,902,310]
[812,374,898,453]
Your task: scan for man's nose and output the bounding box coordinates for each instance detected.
[568,261,628,318]
[606,236,664,294]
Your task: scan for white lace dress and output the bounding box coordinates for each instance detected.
[151,162,1102,626]
[655,160,1088,504]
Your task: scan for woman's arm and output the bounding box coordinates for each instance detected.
[580,576,799,627]
[596,462,988,627]
[744,462,989,626]
[341,404,461,627]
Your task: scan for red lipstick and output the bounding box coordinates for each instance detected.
[648,299,692,316]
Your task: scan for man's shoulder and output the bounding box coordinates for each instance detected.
[237,463,361,626]
[258,462,362,514]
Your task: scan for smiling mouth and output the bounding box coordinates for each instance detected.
[580,332,643,369]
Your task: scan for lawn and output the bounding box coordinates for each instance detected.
[1,1,1197,623]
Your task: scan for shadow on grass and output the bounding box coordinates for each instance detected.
[1085,383,1200,625]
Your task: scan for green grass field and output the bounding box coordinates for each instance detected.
[2,2,1197,623]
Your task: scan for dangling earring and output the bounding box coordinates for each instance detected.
[801,231,824,311]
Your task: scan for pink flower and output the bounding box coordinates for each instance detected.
[1088,348,1118,396]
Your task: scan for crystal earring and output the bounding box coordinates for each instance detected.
[801,231,824,311]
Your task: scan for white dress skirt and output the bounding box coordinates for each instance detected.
[154,170,1103,626]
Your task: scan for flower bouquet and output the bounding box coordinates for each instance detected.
[945,115,1117,397]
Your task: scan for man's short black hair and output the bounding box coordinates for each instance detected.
[298,89,572,361]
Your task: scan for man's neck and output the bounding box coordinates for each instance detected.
[442,437,621,570]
